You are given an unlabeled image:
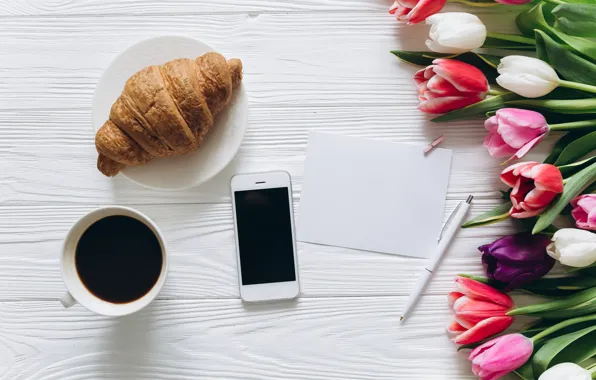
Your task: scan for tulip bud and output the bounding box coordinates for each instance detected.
[425,13,487,54]
[538,363,591,380]
[496,56,560,98]
[389,0,447,24]
[469,334,533,380]
[571,194,596,231]
[501,162,564,218]
[447,277,514,344]
[479,233,554,291]
[547,228,596,268]
[484,108,549,162]
[414,59,488,114]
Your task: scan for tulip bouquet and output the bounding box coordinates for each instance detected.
[388,0,596,378]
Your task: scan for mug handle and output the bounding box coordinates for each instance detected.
[60,292,77,308]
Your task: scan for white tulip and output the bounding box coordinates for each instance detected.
[425,13,487,54]
[538,363,591,380]
[496,56,560,98]
[547,228,596,267]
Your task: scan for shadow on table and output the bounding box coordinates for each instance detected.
[108,150,243,206]
[241,298,299,314]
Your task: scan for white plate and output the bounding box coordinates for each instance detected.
[92,36,248,190]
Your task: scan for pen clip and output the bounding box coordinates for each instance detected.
[438,201,462,242]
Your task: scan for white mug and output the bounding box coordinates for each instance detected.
[60,206,168,317]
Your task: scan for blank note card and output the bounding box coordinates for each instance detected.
[297,132,452,258]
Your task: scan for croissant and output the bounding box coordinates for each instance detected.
[95,52,243,177]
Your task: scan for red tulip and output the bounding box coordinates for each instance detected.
[414,59,488,114]
[501,162,564,219]
[389,0,446,24]
[447,277,514,345]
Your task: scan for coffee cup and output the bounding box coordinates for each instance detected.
[60,206,168,316]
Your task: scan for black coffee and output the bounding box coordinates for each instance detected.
[75,215,163,304]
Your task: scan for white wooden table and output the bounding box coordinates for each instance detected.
[0,1,530,379]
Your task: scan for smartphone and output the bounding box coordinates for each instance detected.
[230,171,300,302]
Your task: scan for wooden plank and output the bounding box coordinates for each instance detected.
[0,11,519,110]
[1,0,388,16]
[0,203,517,300]
[0,297,480,379]
[1,104,556,206]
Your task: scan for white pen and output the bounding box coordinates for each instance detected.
[400,195,473,322]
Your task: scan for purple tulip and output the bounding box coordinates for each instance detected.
[478,233,554,292]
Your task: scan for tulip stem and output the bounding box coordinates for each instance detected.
[550,119,596,131]
[559,80,596,95]
[485,32,536,46]
[487,88,507,96]
[530,313,596,343]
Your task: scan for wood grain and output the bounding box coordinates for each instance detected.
[0,203,519,301]
[0,10,518,110]
[0,10,530,207]
[0,2,536,379]
[0,104,556,206]
[0,0,389,16]
[0,297,487,380]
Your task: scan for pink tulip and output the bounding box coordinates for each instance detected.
[389,0,446,24]
[484,109,548,162]
[415,59,488,114]
[571,194,596,231]
[447,277,514,345]
[501,162,564,219]
[495,0,533,4]
[469,334,533,380]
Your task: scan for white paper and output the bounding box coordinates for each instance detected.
[297,132,452,258]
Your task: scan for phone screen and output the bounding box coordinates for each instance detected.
[234,187,296,285]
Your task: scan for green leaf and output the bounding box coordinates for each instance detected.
[524,275,596,293]
[475,53,501,68]
[457,341,484,351]
[433,93,522,122]
[558,156,596,177]
[530,313,596,340]
[506,98,596,115]
[554,131,596,166]
[482,32,536,51]
[532,325,596,376]
[550,30,596,64]
[583,181,596,194]
[544,131,590,164]
[548,329,596,368]
[534,161,596,234]
[508,287,596,318]
[517,2,552,37]
[456,274,490,284]
[553,3,596,37]
[461,201,512,228]
[513,362,535,380]
[516,2,596,63]
[389,50,450,66]
[535,30,596,85]
[389,51,502,83]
